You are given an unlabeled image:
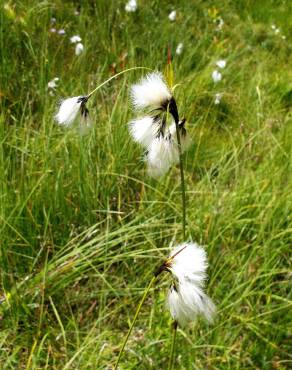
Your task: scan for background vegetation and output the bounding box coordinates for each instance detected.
[0,0,291,368]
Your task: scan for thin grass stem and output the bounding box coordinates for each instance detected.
[114,276,156,369]
[87,67,151,99]
[168,321,178,370]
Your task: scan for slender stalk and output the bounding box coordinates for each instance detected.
[114,276,156,369]
[87,67,151,98]
[168,321,178,370]
[174,120,186,240]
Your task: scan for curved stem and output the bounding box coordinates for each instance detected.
[168,321,178,370]
[114,276,156,369]
[174,120,186,240]
[87,66,151,98]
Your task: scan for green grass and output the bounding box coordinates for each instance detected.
[0,0,291,368]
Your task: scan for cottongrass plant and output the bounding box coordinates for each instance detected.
[115,241,215,369]
[165,242,216,327]
[54,67,150,128]
[116,71,215,369]
[128,71,191,177]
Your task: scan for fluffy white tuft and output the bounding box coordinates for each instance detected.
[176,42,184,55]
[214,93,222,105]
[75,42,84,55]
[168,284,216,327]
[169,243,208,283]
[212,70,222,83]
[125,0,137,12]
[166,242,216,327]
[146,122,191,177]
[48,77,59,90]
[130,72,171,110]
[128,116,159,148]
[216,60,226,69]
[55,96,82,126]
[168,10,177,22]
[147,136,179,177]
[70,35,82,44]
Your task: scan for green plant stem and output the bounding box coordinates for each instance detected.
[174,120,186,240]
[168,321,178,370]
[87,67,151,99]
[114,276,156,369]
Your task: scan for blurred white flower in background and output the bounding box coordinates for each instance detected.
[70,35,82,43]
[50,28,56,33]
[75,42,84,55]
[214,93,222,105]
[176,42,184,55]
[216,60,226,69]
[58,29,66,35]
[168,10,176,22]
[166,242,216,327]
[51,17,56,24]
[125,0,137,13]
[212,70,222,83]
[48,77,59,90]
[216,17,224,31]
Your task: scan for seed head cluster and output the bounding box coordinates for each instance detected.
[128,72,191,177]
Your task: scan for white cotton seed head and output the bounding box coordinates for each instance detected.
[128,116,159,148]
[176,42,184,55]
[168,10,176,22]
[212,70,222,83]
[168,287,192,328]
[75,42,84,55]
[169,242,208,284]
[216,60,226,69]
[130,72,172,110]
[147,136,179,177]
[166,242,216,327]
[48,77,59,89]
[216,17,224,30]
[55,96,82,126]
[168,284,216,327]
[125,0,137,12]
[214,93,222,105]
[70,35,82,43]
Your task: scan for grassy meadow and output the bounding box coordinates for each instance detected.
[0,0,292,368]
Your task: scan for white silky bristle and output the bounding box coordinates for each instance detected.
[75,42,84,55]
[147,136,179,177]
[130,72,171,110]
[166,242,216,327]
[55,96,82,126]
[125,0,137,12]
[128,116,159,148]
